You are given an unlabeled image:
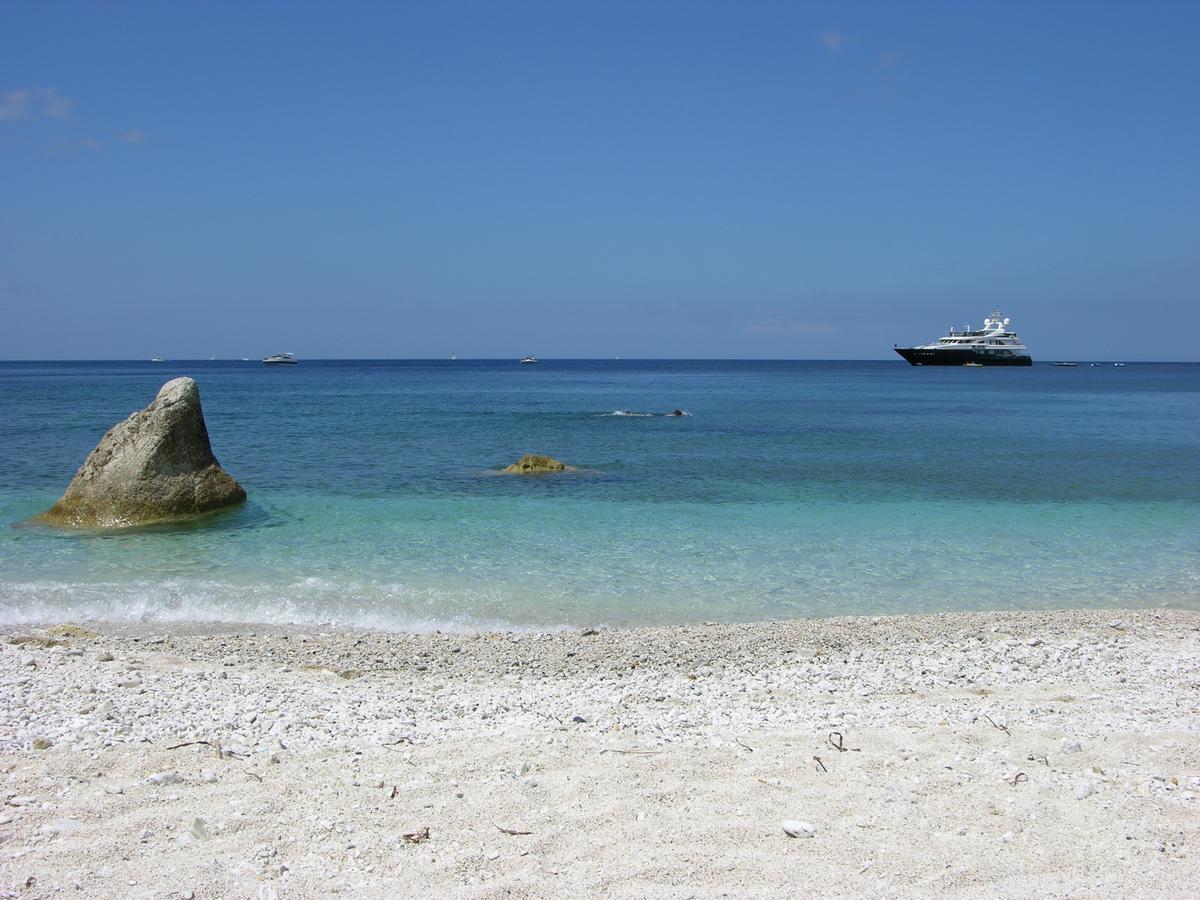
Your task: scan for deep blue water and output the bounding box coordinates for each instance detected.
[2,359,1198,630]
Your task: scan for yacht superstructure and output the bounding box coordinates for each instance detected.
[895,309,1032,366]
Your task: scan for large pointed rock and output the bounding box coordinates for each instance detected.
[38,377,246,527]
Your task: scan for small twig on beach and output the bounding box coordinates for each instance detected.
[600,748,662,756]
[1028,754,1050,767]
[338,667,403,680]
[828,732,860,753]
[495,824,533,836]
[246,772,264,783]
[813,755,828,773]
[974,715,1011,737]
[1007,771,1028,785]
[390,785,398,799]
[401,827,431,844]
[166,740,217,751]
[166,740,246,760]
[735,737,755,753]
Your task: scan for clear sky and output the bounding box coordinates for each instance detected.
[2,1,1198,360]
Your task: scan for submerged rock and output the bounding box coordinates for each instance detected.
[501,454,574,474]
[37,377,246,527]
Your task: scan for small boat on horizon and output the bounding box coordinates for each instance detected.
[1053,361,1078,367]
[895,308,1032,366]
[150,357,165,363]
[262,352,299,365]
[520,355,539,364]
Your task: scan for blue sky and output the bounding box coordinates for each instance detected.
[2,1,1198,359]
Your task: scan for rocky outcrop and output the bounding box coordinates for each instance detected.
[38,377,246,527]
[501,454,574,474]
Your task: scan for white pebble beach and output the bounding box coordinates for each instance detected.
[2,608,1197,897]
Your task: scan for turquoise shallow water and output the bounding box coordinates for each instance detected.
[1,360,1198,630]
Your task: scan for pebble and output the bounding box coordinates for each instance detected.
[41,818,83,837]
[782,820,816,838]
[97,651,114,662]
[1076,780,1096,800]
[148,771,183,786]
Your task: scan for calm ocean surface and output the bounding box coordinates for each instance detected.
[2,359,1198,630]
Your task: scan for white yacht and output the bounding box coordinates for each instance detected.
[895,308,1032,366]
[262,352,299,365]
[520,355,539,364]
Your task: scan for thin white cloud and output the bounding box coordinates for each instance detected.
[81,137,102,150]
[0,88,75,121]
[820,29,846,53]
[744,319,838,336]
[122,129,145,144]
[0,90,31,121]
[40,89,73,118]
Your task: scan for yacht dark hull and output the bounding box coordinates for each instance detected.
[895,347,1032,367]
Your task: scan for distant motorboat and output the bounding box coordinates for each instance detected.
[1113,362,1126,367]
[150,357,165,363]
[520,355,539,364]
[450,352,457,360]
[962,362,984,367]
[262,352,299,365]
[1053,361,1078,367]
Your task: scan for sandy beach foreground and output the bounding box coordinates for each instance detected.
[1,609,1197,898]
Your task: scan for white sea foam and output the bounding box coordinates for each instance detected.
[0,580,572,634]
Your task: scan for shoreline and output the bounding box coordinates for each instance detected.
[3,607,1198,896]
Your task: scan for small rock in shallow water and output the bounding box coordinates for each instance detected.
[782,820,816,838]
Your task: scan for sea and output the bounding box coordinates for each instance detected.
[2,359,1198,631]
